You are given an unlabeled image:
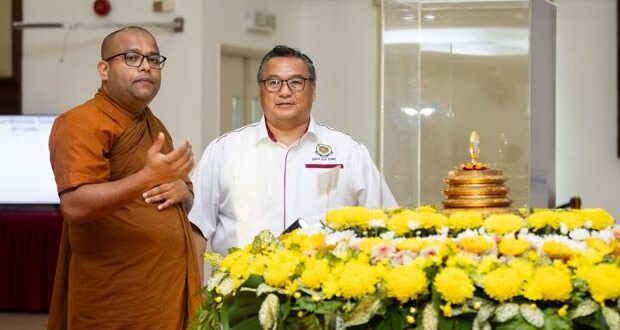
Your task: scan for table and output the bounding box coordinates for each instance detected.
[0,209,63,312]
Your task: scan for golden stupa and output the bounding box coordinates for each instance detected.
[442,131,513,213]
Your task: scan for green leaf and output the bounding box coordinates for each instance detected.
[220,276,236,296]
[520,304,545,328]
[438,313,474,330]
[602,307,620,330]
[493,314,539,330]
[571,298,600,319]
[256,283,282,297]
[204,251,224,267]
[225,290,263,326]
[494,303,520,323]
[376,307,405,330]
[258,294,279,330]
[344,295,386,327]
[422,303,439,330]
[475,304,496,324]
[242,275,266,289]
[298,314,322,330]
[541,308,573,330]
[207,271,227,291]
[315,300,344,315]
[573,310,610,330]
[295,296,317,313]
[251,230,277,253]
[230,316,262,330]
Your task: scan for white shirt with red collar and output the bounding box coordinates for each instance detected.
[188,116,397,255]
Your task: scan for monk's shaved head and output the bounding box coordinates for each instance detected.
[101,26,155,59]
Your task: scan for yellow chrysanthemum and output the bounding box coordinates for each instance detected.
[527,211,558,230]
[498,237,530,256]
[556,211,584,230]
[281,232,325,252]
[522,265,572,301]
[325,207,387,230]
[337,260,381,298]
[415,205,437,213]
[395,237,425,252]
[247,254,268,276]
[448,211,484,231]
[384,264,427,303]
[579,209,615,230]
[580,263,620,303]
[460,235,494,254]
[263,250,302,288]
[321,272,340,299]
[542,240,575,260]
[477,255,499,274]
[585,237,613,255]
[509,258,534,280]
[359,237,391,255]
[483,214,524,235]
[387,210,418,235]
[569,249,605,269]
[220,247,254,285]
[434,267,475,304]
[482,267,525,302]
[419,212,449,229]
[300,257,330,289]
[446,252,476,268]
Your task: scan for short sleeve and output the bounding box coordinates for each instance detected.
[49,109,116,194]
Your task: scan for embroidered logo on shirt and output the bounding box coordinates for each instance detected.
[315,144,333,158]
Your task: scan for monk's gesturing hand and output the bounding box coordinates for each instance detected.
[143,179,189,210]
[142,132,194,185]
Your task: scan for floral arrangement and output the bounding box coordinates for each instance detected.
[190,207,620,330]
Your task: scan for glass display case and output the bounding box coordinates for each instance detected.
[380,0,544,209]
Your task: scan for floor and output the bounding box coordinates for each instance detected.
[0,313,47,330]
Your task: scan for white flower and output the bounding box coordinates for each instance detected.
[369,219,386,228]
[371,243,396,262]
[408,221,419,230]
[348,236,364,250]
[380,231,396,240]
[568,228,590,241]
[560,223,569,235]
[325,230,356,246]
[592,228,614,244]
[391,250,416,266]
[584,221,593,229]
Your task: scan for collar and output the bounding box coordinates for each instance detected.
[256,116,319,145]
[94,88,138,127]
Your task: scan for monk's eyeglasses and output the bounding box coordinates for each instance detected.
[104,52,167,70]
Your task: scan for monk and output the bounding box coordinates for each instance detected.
[47,26,201,329]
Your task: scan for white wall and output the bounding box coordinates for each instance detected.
[299,0,379,160]
[22,0,204,155]
[556,0,620,218]
[200,0,301,149]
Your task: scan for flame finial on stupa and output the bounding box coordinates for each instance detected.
[469,131,480,164]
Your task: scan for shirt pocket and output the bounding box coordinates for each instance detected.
[304,164,344,196]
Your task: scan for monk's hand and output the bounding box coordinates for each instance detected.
[143,132,194,185]
[143,179,189,210]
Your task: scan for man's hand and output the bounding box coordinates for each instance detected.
[143,179,189,210]
[140,132,194,187]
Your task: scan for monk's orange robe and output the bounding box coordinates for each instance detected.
[48,90,201,329]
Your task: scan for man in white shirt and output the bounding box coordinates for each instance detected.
[190,45,397,256]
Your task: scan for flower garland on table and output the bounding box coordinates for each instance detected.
[190,207,620,330]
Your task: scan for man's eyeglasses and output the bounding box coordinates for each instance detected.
[260,77,311,92]
[104,52,167,69]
